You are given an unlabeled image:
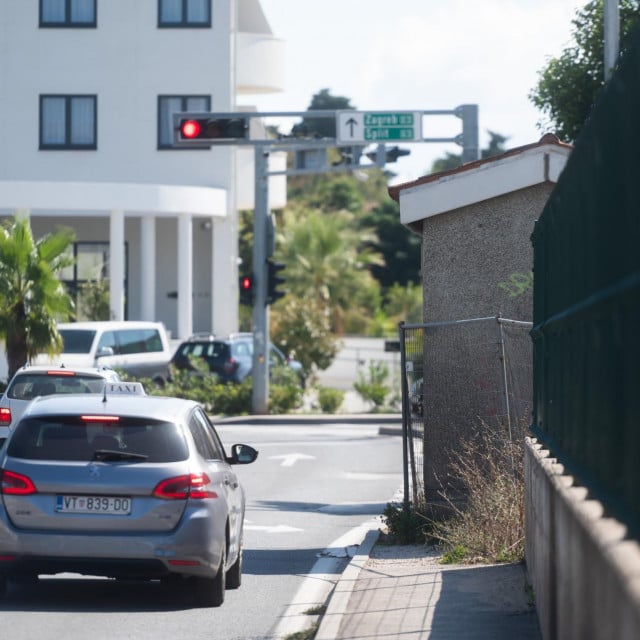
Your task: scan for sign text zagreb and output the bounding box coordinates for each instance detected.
[337,110,423,144]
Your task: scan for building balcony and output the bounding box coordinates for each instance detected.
[236,31,284,95]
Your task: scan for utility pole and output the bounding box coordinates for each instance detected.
[604,0,619,81]
[252,147,270,413]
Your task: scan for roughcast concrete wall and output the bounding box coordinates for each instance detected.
[525,439,640,640]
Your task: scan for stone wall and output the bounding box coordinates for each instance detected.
[525,439,640,640]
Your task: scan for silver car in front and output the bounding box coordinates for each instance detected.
[0,388,258,607]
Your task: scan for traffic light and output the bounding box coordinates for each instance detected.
[333,145,364,166]
[238,274,254,306]
[178,117,248,143]
[365,145,411,165]
[266,259,286,304]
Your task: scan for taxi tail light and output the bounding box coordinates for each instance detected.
[0,470,37,495]
[0,407,11,426]
[153,473,218,500]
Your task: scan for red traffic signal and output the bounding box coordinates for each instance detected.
[239,274,254,306]
[180,119,202,139]
[177,117,248,143]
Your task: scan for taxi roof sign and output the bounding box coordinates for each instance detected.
[104,382,146,396]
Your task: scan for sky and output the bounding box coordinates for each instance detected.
[252,0,590,185]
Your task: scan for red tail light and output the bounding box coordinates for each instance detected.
[0,407,11,426]
[223,357,239,375]
[153,473,218,500]
[1,470,37,495]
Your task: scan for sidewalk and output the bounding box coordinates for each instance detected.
[316,529,542,640]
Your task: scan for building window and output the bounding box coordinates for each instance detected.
[158,95,211,149]
[60,241,129,321]
[158,0,211,28]
[40,0,97,27]
[40,95,97,150]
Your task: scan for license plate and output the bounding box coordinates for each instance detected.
[56,495,131,515]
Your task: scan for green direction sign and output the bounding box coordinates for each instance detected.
[337,111,422,144]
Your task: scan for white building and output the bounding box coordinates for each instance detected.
[0,0,286,343]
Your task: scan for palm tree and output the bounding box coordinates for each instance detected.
[0,214,75,379]
[276,206,384,332]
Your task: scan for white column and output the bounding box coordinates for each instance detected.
[177,213,193,339]
[140,216,156,321]
[109,210,125,321]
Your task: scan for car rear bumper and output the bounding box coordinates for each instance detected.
[0,509,225,580]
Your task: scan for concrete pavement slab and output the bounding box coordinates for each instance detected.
[317,533,541,640]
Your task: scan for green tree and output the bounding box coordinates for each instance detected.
[383,282,423,325]
[276,206,383,333]
[291,88,355,139]
[79,279,111,321]
[429,131,510,173]
[0,215,75,379]
[358,199,421,292]
[529,0,640,142]
[270,295,338,378]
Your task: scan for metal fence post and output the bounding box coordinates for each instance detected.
[398,322,411,512]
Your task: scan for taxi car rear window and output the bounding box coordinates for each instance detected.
[7,375,108,399]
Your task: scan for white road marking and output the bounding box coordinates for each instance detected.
[268,453,316,467]
[269,518,382,640]
[243,524,303,533]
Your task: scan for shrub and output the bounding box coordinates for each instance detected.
[353,360,389,410]
[316,386,344,413]
[429,424,525,564]
[124,360,302,416]
[381,503,428,545]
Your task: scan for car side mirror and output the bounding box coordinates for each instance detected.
[229,443,258,465]
[96,346,115,358]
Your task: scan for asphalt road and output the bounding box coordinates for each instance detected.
[0,419,403,640]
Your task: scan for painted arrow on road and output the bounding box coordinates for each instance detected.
[269,453,315,467]
[244,524,303,533]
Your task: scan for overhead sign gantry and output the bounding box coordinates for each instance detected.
[173,106,479,414]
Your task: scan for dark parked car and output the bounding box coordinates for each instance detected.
[410,378,424,417]
[170,333,304,384]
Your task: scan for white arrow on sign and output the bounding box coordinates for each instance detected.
[244,524,303,533]
[269,453,315,467]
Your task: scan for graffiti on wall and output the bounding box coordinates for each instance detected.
[498,272,533,298]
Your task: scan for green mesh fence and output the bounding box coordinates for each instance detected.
[531,27,640,537]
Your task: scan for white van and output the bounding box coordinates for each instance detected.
[33,321,173,385]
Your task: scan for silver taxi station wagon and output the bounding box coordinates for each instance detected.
[0,383,258,607]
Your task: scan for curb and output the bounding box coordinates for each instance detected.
[315,528,381,640]
[214,414,402,426]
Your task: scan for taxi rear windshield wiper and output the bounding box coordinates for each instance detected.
[92,449,148,462]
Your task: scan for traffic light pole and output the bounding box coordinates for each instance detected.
[252,147,270,414]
